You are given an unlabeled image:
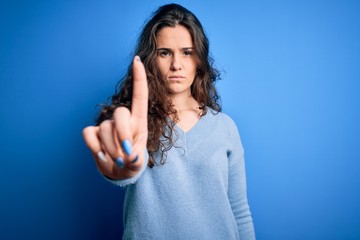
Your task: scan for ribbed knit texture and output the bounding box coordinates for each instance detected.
[108,109,255,240]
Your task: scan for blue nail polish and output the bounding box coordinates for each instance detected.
[115,157,124,168]
[131,155,139,164]
[122,140,132,155]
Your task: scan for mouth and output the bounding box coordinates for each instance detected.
[169,76,185,81]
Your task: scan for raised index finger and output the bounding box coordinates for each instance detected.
[131,56,148,119]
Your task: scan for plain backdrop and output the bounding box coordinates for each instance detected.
[1,0,359,239]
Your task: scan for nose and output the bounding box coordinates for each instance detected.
[170,54,182,71]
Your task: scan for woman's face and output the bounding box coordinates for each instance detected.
[155,24,197,96]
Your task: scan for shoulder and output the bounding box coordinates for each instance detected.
[205,108,244,151]
[204,108,242,145]
[206,108,239,132]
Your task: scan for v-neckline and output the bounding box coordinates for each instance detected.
[174,116,201,134]
[171,108,210,135]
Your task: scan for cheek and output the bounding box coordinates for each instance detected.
[189,59,198,73]
[190,62,197,76]
[157,59,169,73]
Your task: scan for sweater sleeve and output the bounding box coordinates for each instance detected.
[103,150,149,187]
[227,120,256,239]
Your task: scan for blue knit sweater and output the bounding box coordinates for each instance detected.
[107,109,255,240]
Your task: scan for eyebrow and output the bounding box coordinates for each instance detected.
[157,47,194,51]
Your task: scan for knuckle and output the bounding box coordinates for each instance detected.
[113,107,122,116]
[82,126,93,136]
[99,119,113,133]
[114,106,129,118]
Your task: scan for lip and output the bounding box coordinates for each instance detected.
[169,75,185,80]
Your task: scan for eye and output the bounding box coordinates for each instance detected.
[158,50,171,57]
[183,50,193,56]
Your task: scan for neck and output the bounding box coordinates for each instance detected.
[169,91,202,131]
[170,91,198,112]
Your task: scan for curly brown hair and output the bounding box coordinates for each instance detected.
[96,4,221,167]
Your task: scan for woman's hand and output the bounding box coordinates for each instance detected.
[82,56,148,180]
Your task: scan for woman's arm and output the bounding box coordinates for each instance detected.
[82,56,148,182]
[227,120,256,239]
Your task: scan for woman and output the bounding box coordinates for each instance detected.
[83,3,255,240]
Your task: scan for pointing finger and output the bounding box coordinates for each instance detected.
[131,55,148,120]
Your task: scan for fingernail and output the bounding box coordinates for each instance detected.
[115,157,124,169]
[135,55,141,62]
[131,155,139,164]
[122,140,132,156]
[97,151,107,163]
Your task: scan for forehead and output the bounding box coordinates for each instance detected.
[156,25,193,47]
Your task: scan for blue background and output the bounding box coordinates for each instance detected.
[1,0,359,239]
